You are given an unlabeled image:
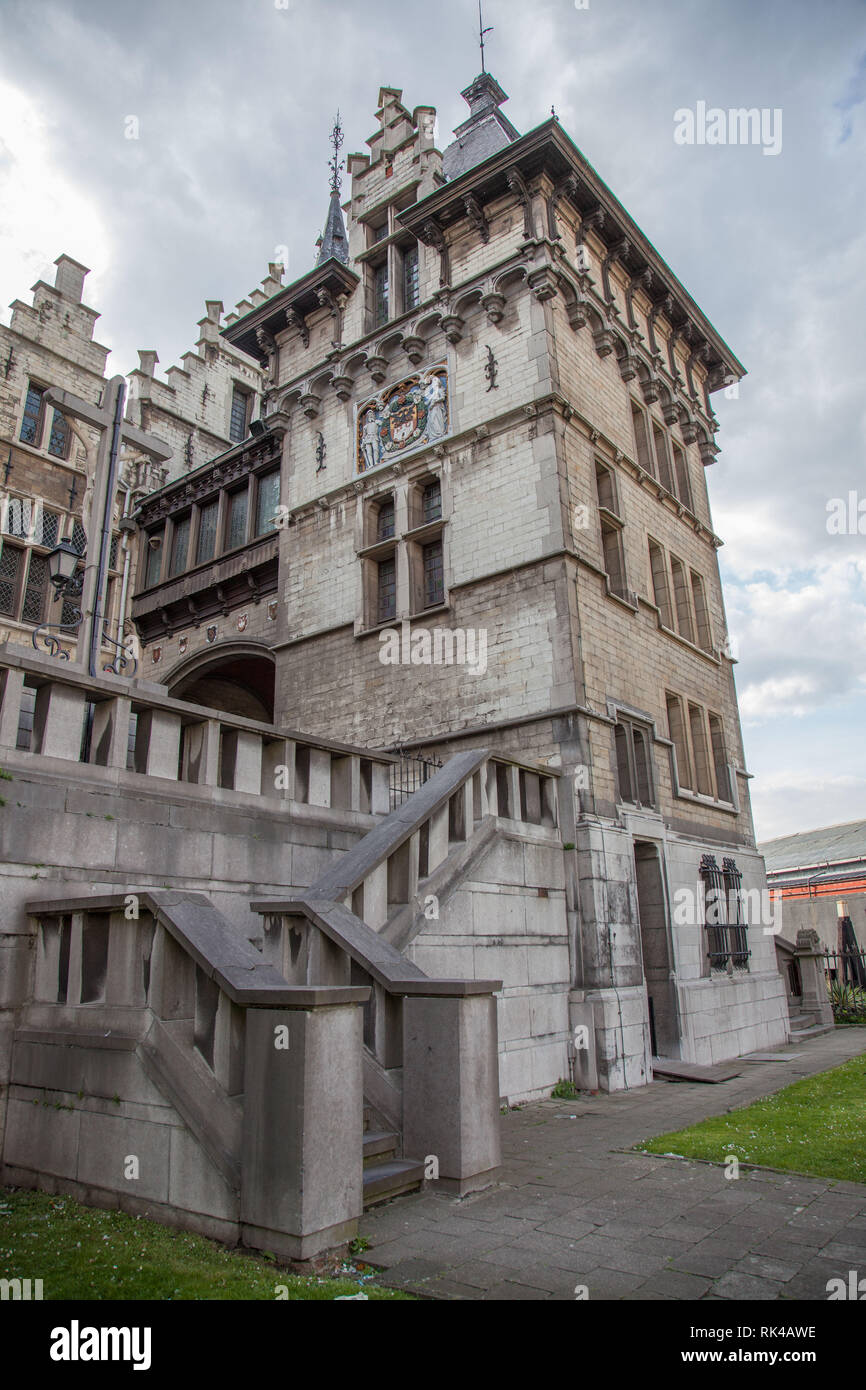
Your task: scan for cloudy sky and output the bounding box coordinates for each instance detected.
[0,0,864,841]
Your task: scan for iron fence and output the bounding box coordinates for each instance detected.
[388,750,443,809]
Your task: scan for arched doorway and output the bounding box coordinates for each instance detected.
[166,643,276,723]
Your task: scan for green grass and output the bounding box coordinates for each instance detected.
[0,1188,412,1300]
[639,1055,866,1185]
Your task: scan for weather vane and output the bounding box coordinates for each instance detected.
[328,111,344,196]
[478,1,493,74]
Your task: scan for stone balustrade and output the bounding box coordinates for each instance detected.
[0,644,393,816]
[4,890,370,1258]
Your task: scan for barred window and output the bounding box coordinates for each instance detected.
[700,854,749,972]
[196,500,218,565]
[377,556,396,623]
[422,539,444,608]
[20,384,44,447]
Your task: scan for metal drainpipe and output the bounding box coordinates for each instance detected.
[115,483,133,651]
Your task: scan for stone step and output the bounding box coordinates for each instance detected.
[789,1022,835,1040]
[362,1158,426,1208]
[363,1130,399,1167]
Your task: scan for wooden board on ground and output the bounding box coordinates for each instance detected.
[651,1057,742,1083]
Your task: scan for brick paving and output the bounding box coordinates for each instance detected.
[360,1030,866,1300]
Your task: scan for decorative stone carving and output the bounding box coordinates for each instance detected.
[464,193,489,243]
[401,335,426,364]
[331,374,354,401]
[527,266,558,302]
[356,364,449,474]
[481,291,506,324]
[285,307,310,348]
[506,167,533,239]
[299,392,321,420]
[439,314,465,344]
[366,354,388,383]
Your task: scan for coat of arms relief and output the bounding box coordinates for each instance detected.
[356,365,448,474]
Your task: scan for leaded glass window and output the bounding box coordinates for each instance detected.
[4,497,32,539]
[196,500,219,564]
[422,480,441,524]
[0,545,21,615]
[422,539,444,608]
[144,530,163,587]
[36,509,60,549]
[70,521,87,556]
[169,515,190,577]
[20,384,44,446]
[377,556,396,623]
[374,262,389,326]
[254,469,280,536]
[229,388,249,444]
[21,552,48,624]
[226,489,248,550]
[377,498,395,541]
[47,411,70,459]
[403,243,420,311]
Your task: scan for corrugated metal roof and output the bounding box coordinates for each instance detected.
[759,819,866,873]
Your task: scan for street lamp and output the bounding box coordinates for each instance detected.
[46,538,84,594]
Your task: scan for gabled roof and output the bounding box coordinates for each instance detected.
[760,819,866,874]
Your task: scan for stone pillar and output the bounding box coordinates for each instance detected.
[0,667,25,751]
[402,989,501,1193]
[240,994,366,1259]
[795,929,834,1028]
[134,707,182,779]
[308,748,331,807]
[90,696,132,769]
[32,682,86,760]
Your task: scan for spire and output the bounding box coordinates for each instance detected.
[316,113,349,267]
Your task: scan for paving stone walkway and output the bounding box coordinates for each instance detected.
[360,1030,866,1300]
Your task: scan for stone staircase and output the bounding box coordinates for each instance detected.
[362,1106,426,1207]
[787,1005,835,1042]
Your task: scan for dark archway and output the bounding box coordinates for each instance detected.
[166,643,276,723]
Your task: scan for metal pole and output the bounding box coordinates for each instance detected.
[89,378,126,678]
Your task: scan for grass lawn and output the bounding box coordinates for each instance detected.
[639,1054,866,1185]
[0,1187,411,1300]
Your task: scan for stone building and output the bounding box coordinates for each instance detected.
[128,75,790,1092]
[0,69,796,1260]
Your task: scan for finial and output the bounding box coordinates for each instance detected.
[551,105,558,120]
[478,0,493,74]
[328,111,344,196]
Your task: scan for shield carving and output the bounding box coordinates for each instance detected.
[151,646,161,664]
[387,399,419,447]
[237,613,248,633]
[206,625,218,644]
[178,636,188,654]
